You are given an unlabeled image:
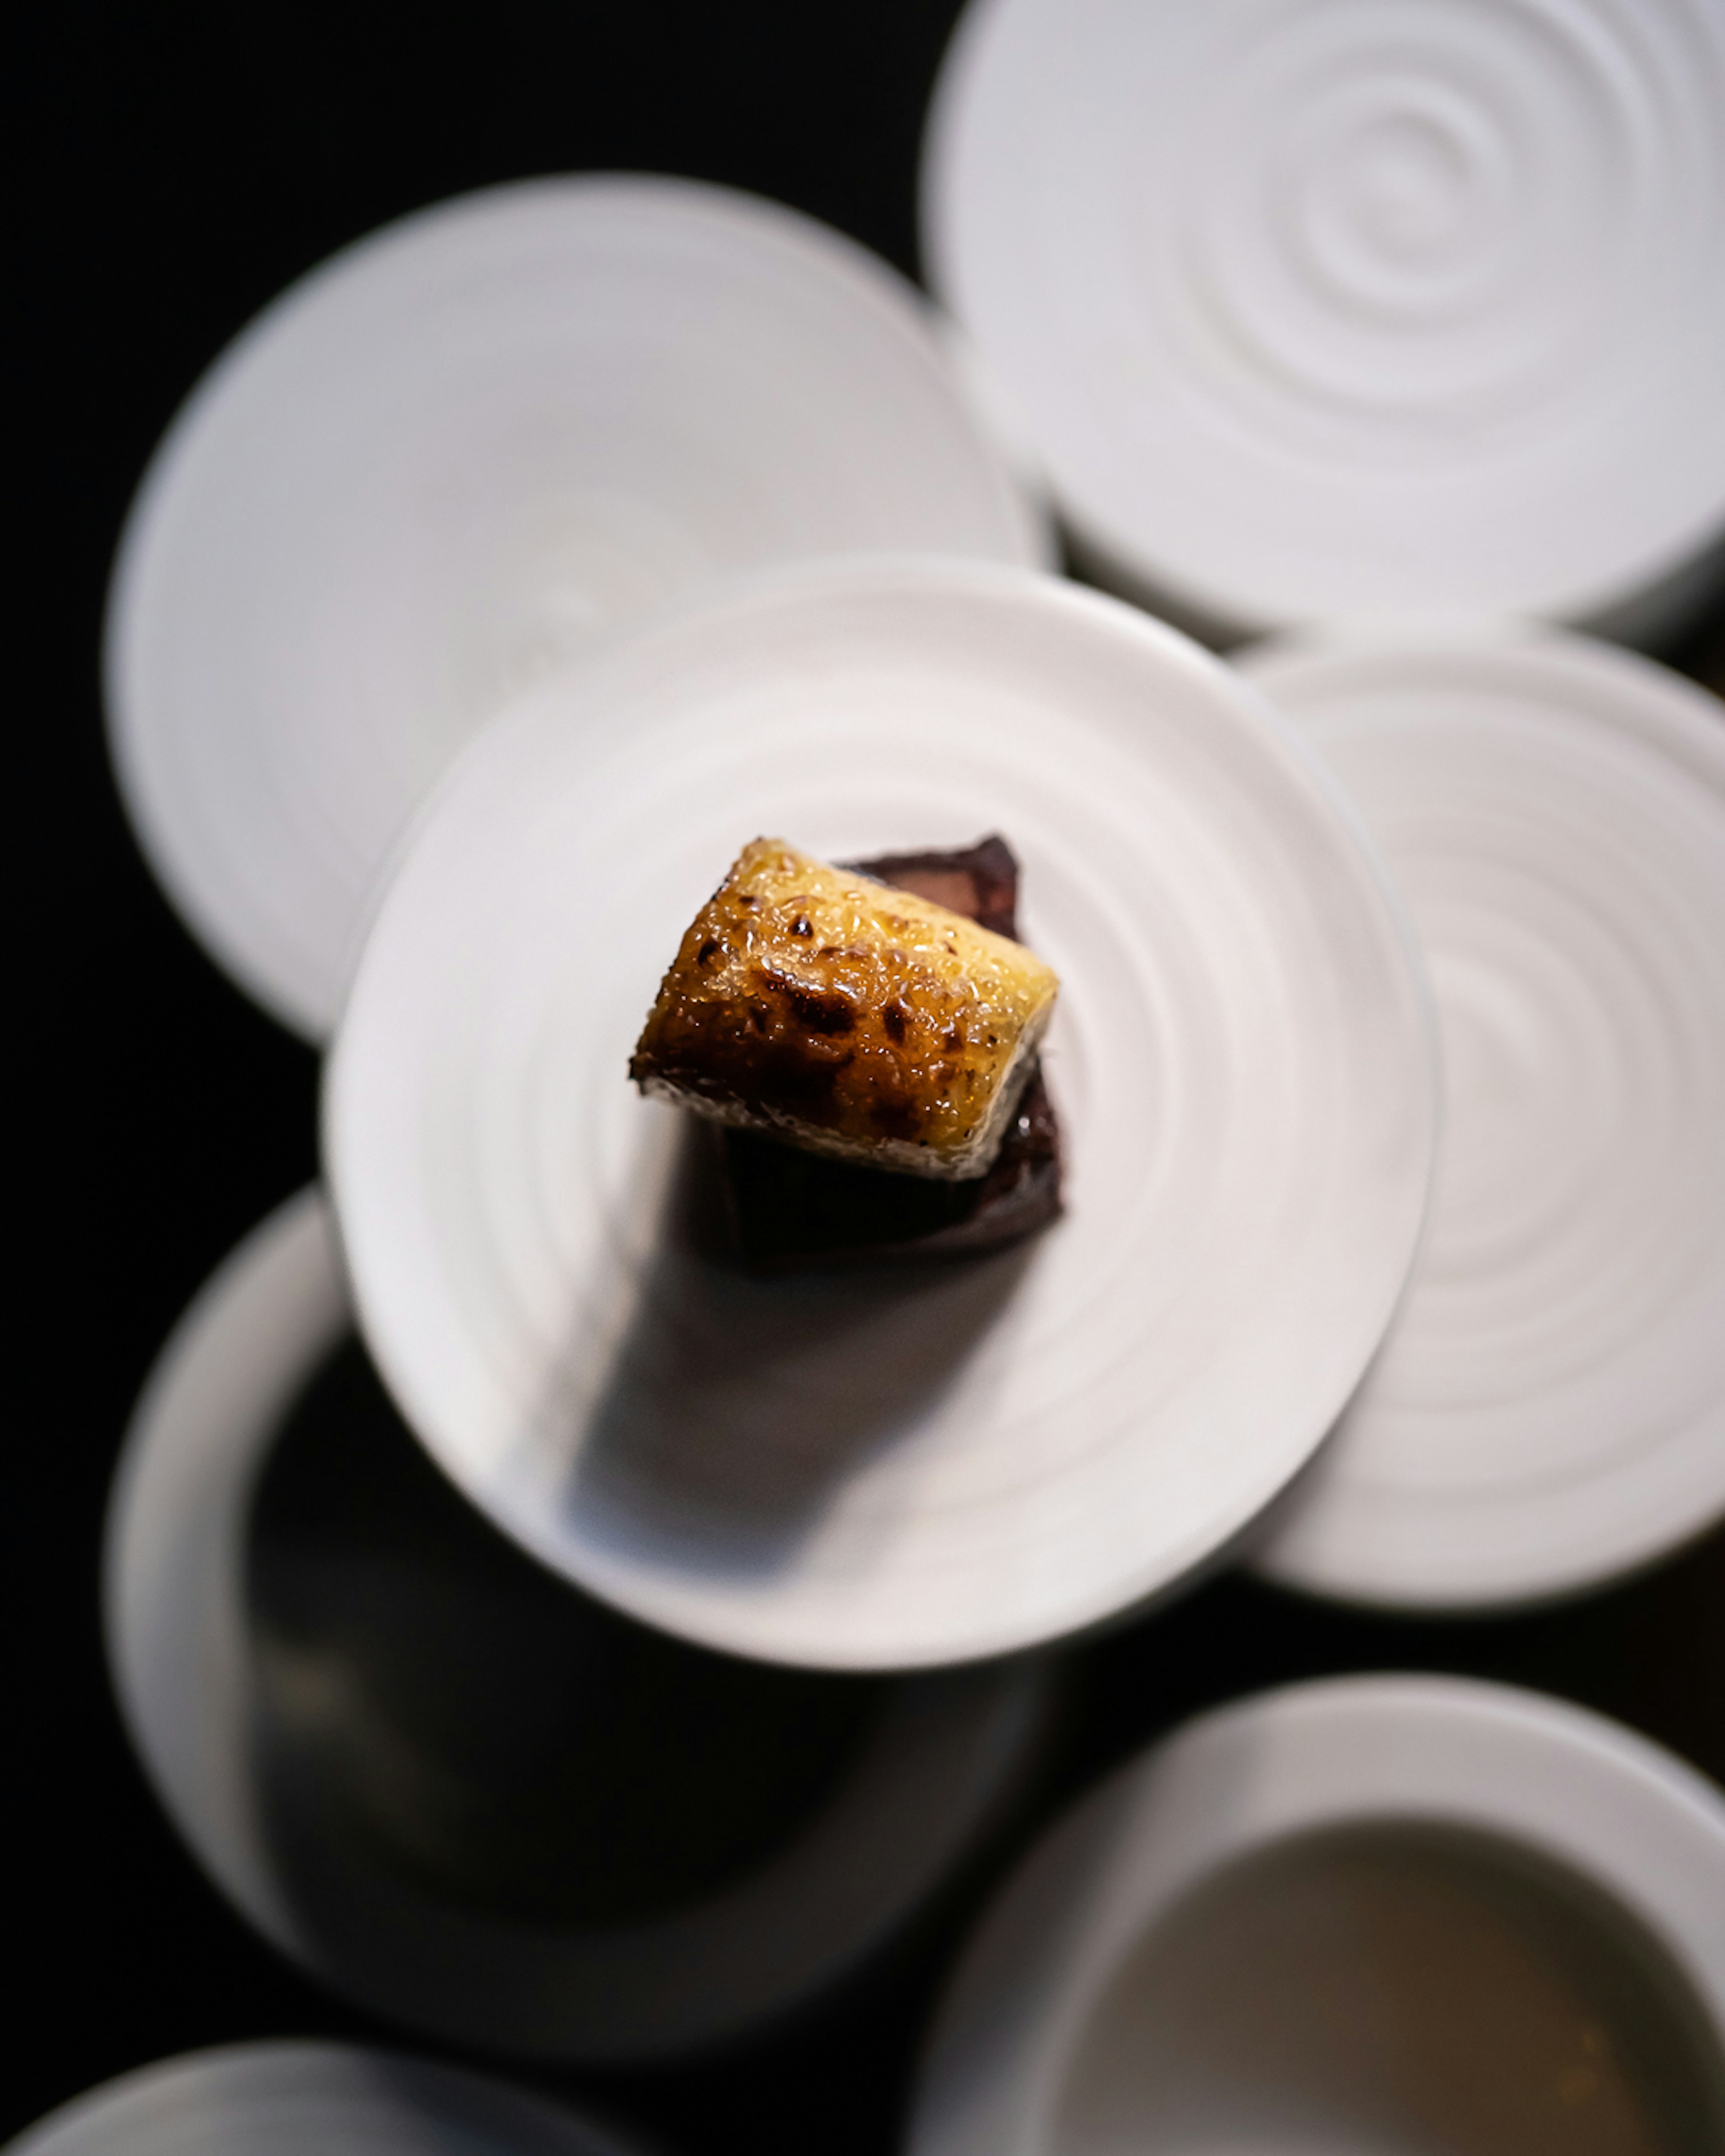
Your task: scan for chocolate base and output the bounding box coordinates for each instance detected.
[717,838,1063,1271]
[847,834,1022,940]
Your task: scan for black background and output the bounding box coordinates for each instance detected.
[11,4,1725,2151]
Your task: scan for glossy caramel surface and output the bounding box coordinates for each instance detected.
[630,839,1058,1177]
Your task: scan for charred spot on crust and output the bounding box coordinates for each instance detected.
[867,1091,924,1142]
[764,969,858,1037]
[646,1027,857,1121]
[722,1064,1060,1270]
[631,834,1056,1180]
[716,839,1063,1267]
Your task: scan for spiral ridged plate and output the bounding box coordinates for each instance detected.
[325,560,1436,1670]
[1244,628,1725,1606]
[923,0,1725,639]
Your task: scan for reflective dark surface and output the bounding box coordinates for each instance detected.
[249,1339,885,1928]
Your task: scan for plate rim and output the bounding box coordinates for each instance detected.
[916,0,1725,643]
[1237,620,1725,1609]
[103,1185,1051,2061]
[3,2041,633,2156]
[906,1671,1725,2156]
[103,168,1054,1041]
[324,552,1440,1670]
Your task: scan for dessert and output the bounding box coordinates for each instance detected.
[630,838,1059,1180]
[631,837,1064,1269]
[723,840,1061,1267]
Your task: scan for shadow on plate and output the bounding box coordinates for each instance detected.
[249,1338,885,1927]
[561,1116,1039,1580]
[233,1325,1053,2059]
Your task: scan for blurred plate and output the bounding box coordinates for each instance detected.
[106,173,1048,1038]
[1243,627,1725,1608]
[105,1189,1049,2061]
[4,2044,630,2156]
[910,1676,1725,2156]
[923,0,1725,642]
[324,558,1438,1670]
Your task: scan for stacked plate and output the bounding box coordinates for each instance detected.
[922,0,1725,645]
[909,1678,1725,2154]
[107,174,1048,1038]
[1238,627,1725,1609]
[4,2046,636,2156]
[106,1187,1053,2061]
[320,558,1438,1670]
[81,0,1725,2142]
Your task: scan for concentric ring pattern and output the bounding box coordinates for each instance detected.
[105,174,1047,1040]
[325,561,1436,1671]
[924,0,1725,638]
[1243,628,1725,1607]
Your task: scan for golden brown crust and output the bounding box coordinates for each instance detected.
[630,839,1059,1179]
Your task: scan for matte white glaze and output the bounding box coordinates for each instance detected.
[106,175,1049,1038]
[911,1678,1725,2156]
[5,2045,630,2156]
[1244,625,1725,1608]
[924,0,1725,642]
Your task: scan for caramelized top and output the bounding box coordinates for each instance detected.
[630,838,1059,1172]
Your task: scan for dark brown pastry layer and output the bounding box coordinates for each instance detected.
[847,834,1022,940]
[720,838,1062,1270]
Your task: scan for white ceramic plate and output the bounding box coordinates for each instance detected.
[4,2045,630,2156]
[1241,627,1725,1609]
[910,1676,1725,2156]
[106,174,1049,1039]
[324,558,1438,1670]
[105,1188,1048,2061]
[923,0,1725,643]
